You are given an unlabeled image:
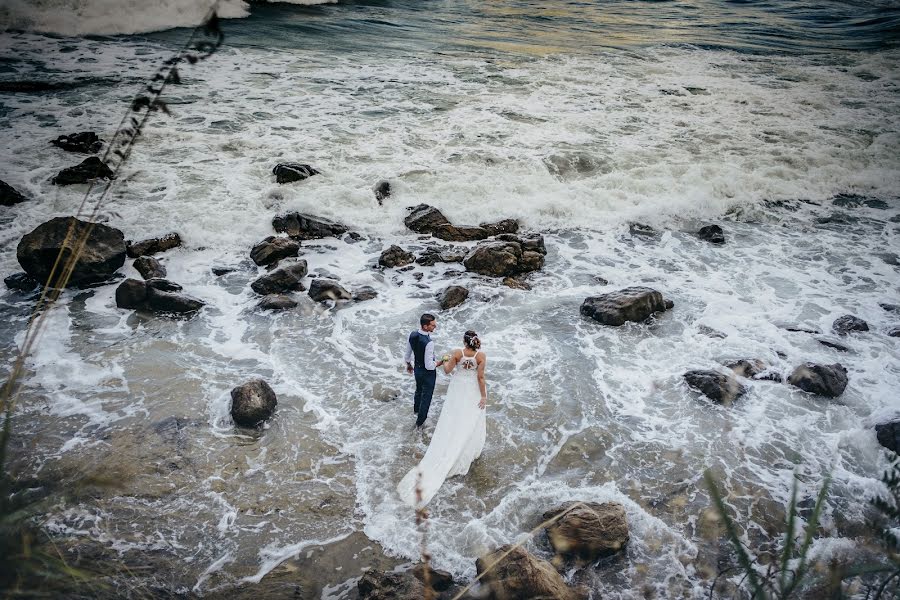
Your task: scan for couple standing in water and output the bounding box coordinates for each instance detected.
[396,313,487,506]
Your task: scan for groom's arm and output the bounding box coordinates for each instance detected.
[424,339,437,370]
[403,336,414,373]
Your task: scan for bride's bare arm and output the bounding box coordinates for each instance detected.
[443,349,461,374]
[477,353,487,409]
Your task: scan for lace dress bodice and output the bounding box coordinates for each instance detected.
[456,353,478,376]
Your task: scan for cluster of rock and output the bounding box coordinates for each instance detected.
[115,232,203,315]
[358,501,628,600]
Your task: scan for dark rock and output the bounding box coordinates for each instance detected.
[133,256,166,280]
[309,279,351,302]
[664,299,675,310]
[497,232,547,255]
[344,231,363,243]
[230,379,277,427]
[684,370,747,405]
[543,502,629,562]
[146,278,182,292]
[879,303,900,314]
[115,279,148,309]
[464,234,547,277]
[416,246,467,266]
[698,224,725,244]
[257,294,297,310]
[272,212,348,240]
[725,359,765,378]
[4,272,39,292]
[629,222,658,238]
[439,285,469,310]
[374,180,391,204]
[145,285,204,314]
[212,266,236,276]
[785,326,821,334]
[788,363,848,397]
[752,370,784,383]
[875,420,900,453]
[52,156,114,185]
[404,204,450,234]
[51,131,102,154]
[431,223,491,242]
[272,163,319,184]
[878,253,900,267]
[251,260,308,295]
[581,286,670,326]
[379,245,415,268]
[818,338,850,352]
[889,327,900,338]
[833,314,869,334]
[353,286,378,302]
[358,570,423,600]
[481,219,520,236]
[410,564,453,592]
[250,236,300,267]
[475,545,586,600]
[126,233,182,258]
[17,216,126,287]
[697,325,727,339]
[502,276,531,290]
[0,180,28,206]
[594,276,609,286]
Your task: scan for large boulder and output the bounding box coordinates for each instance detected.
[230,379,277,427]
[542,502,629,562]
[832,314,869,334]
[698,224,725,244]
[4,272,39,292]
[250,259,308,295]
[272,162,319,184]
[52,156,114,185]
[51,131,102,154]
[126,233,182,258]
[684,370,747,405]
[439,285,469,310]
[475,545,586,600]
[875,420,900,454]
[17,216,126,287]
[250,236,300,267]
[272,212,348,240]
[133,256,166,280]
[1,180,28,206]
[379,245,415,268]
[308,279,351,302]
[581,286,671,326]
[788,363,848,397]
[404,204,450,234]
[463,234,547,277]
[115,278,204,314]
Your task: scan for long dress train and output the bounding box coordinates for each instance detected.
[397,352,486,506]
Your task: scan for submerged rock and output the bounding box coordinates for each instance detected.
[373,180,391,204]
[581,286,670,326]
[698,224,725,244]
[817,338,850,352]
[4,272,39,292]
[230,379,277,427]
[404,204,450,234]
[875,420,900,454]
[272,162,319,184]
[250,236,300,267]
[51,131,102,154]
[888,327,900,338]
[17,216,126,287]
[543,501,629,562]
[697,324,727,339]
[52,156,114,185]
[257,294,297,310]
[629,222,658,238]
[0,180,28,206]
[788,362,848,397]
[502,276,531,290]
[309,279,351,302]
[272,212,348,240]
[684,370,747,405]
[251,260,308,295]
[126,232,182,258]
[833,314,869,334]
[476,545,586,600]
[439,285,469,310]
[133,256,166,280]
[725,359,765,378]
[879,303,900,314]
[353,286,378,302]
[379,245,415,268]
[212,266,237,276]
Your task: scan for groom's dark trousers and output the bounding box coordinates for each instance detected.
[413,367,437,427]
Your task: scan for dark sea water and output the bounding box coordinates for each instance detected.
[1,1,899,598]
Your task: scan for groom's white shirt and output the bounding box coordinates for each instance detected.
[404,329,437,370]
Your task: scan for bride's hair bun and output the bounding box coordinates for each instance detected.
[464,330,481,350]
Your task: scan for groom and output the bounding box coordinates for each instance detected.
[404,313,443,427]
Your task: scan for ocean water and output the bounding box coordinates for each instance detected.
[1,1,899,598]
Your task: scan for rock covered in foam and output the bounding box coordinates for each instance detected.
[51,131,102,154]
[788,362,848,397]
[272,162,319,184]
[684,370,747,405]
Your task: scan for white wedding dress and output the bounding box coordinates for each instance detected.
[397,351,486,506]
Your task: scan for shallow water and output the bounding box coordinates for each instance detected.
[1,1,899,598]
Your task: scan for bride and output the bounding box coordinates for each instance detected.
[397,330,487,507]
